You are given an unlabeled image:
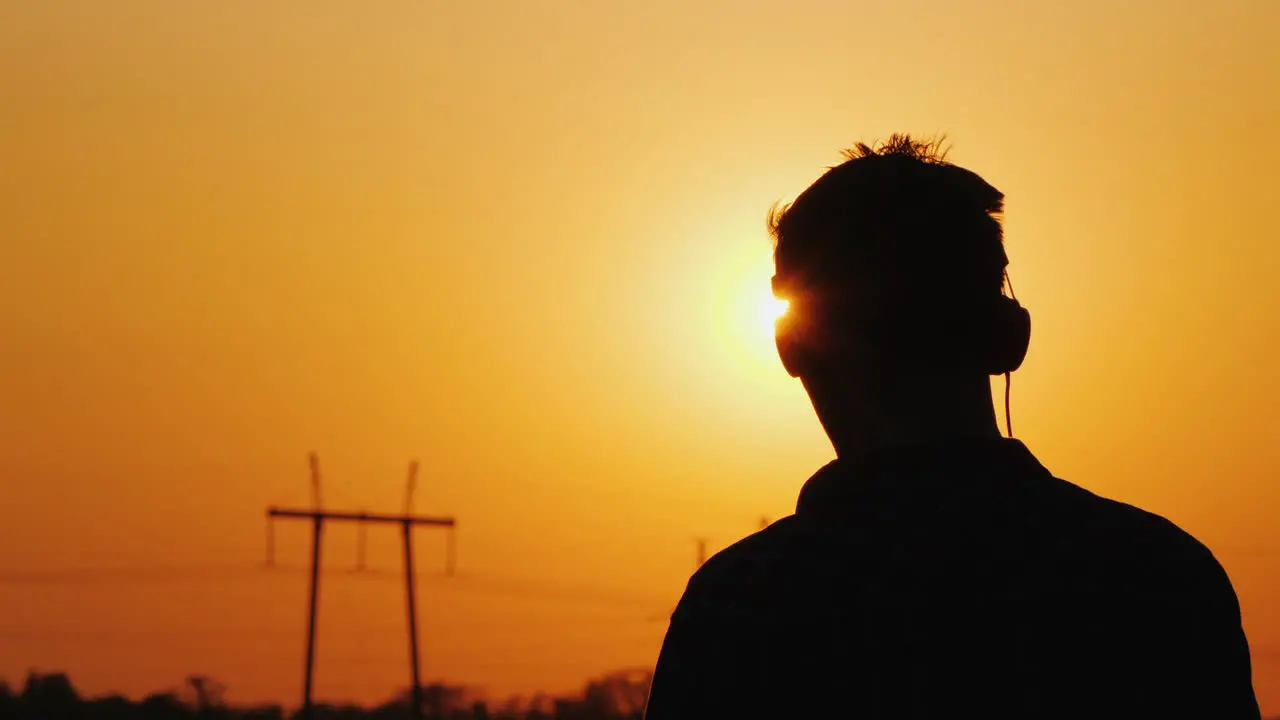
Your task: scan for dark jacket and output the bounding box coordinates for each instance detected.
[645,438,1259,719]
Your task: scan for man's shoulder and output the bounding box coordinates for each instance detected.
[669,466,1231,621]
[1040,473,1228,591]
[695,516,816,580]
[679,477,1225,600]
[1051,476,1215,559]
[671,517,813,621]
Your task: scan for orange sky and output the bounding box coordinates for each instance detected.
[1,0,1278,711]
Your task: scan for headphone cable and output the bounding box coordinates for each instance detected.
[1004,372,1013,438]
[1002,268,1017,438]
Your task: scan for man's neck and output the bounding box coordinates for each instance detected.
[806,372,1002,460]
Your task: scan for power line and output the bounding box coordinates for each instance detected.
[0,620,664,643]
[0,564,676,612]
[0,565,257,584]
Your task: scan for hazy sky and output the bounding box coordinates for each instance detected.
[1,0,1278,710]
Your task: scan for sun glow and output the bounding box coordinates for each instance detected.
[762,296,790,333]
[704,246,797,383]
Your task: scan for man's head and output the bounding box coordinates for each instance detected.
[769,134,1030,451]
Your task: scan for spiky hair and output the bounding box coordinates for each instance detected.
[769,133,1006,305]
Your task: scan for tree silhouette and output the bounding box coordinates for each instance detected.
[4,667,1266,719]
[22,670,79,706]
[581,670,650,718]
[185,675,228,712]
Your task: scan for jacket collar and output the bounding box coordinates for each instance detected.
[796,437,1050,516]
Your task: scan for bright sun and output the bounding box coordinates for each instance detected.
[760,296,790,333]
[708,250,794,379]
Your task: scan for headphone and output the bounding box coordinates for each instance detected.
[773,269,1031,436]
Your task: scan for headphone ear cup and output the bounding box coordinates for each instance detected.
[986,297,1031,375]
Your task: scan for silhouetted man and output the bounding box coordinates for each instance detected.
[644,135,1259,719]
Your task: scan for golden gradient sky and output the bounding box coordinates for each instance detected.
[1,0,1278,711]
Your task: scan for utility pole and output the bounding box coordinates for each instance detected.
[694,537,708,569]
[266,454,457,720]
